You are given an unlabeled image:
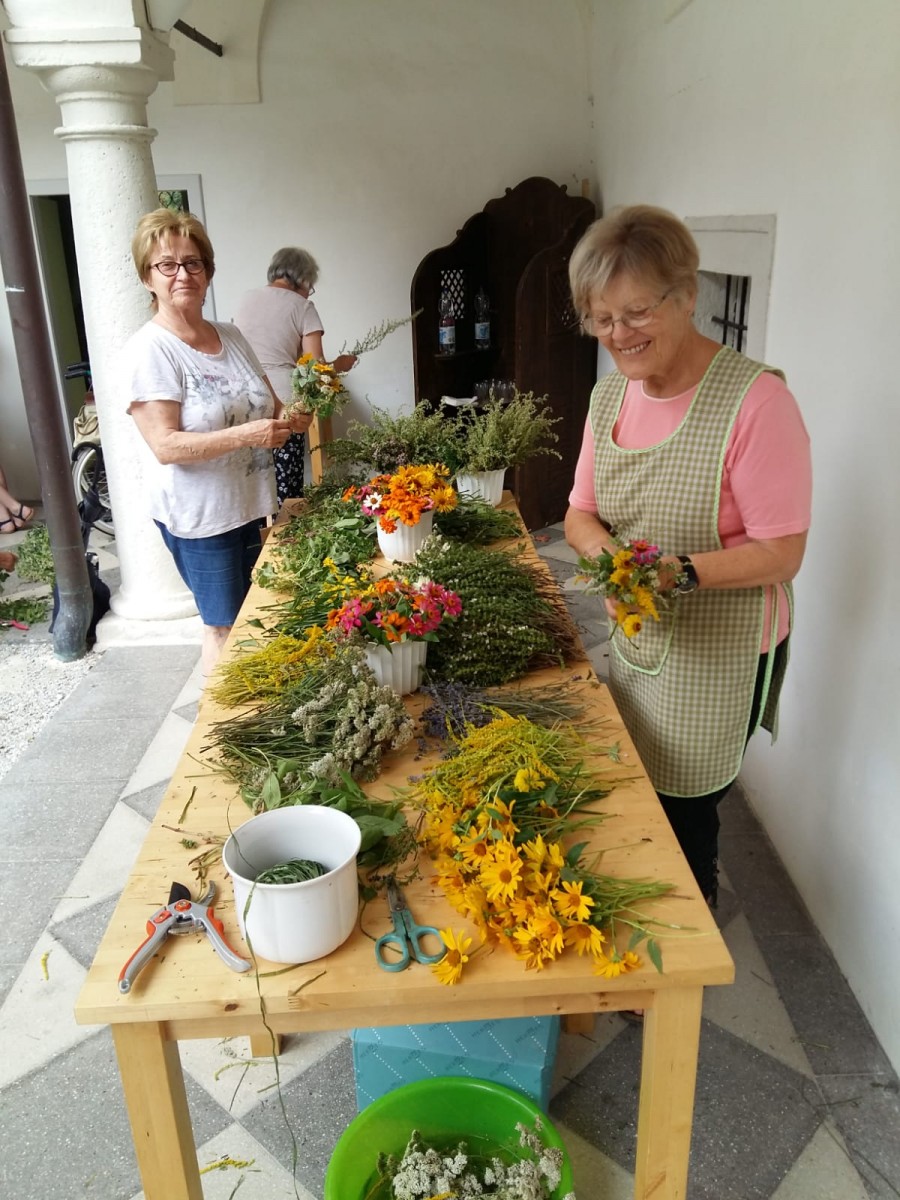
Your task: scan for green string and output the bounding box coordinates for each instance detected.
[255,858,328,885]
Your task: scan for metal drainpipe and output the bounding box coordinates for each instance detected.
[0,45,91,660]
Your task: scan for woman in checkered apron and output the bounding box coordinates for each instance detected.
[565,206,811,905]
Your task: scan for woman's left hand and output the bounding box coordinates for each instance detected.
[332,353,358,374]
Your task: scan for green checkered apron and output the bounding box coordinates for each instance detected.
[590,345,791,796]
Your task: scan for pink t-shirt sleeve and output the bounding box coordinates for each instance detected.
[724,374,811,540]
[568,415,599,512]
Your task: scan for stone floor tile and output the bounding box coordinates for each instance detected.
[719,828,814,937]
[50,893,119,972]
[51,801,149,924]
[0,1028,230,1200]
[760,933,895,1078]
[2,716,167,784]
[552,1013,627,1098]
[555,1121,634,1200]
[770,1119,870,1200]
[0,853,89,967]
[241,1039,358,1197]
[532,526,567,544]
[120,779,168,822]
[0,932,93,1089]
[171,657,204,709]
[181,1029,349,1120]
[585,642,610,680]
[118,709,195,796]
[815,1072,900,1199]
[552,1020,822,1200]
[0,776,125,856]
[131,1121,317,1200]
[174,699,200,724]
[718,782,764,833]
[537,538,581,565]
[702,912,815,1078]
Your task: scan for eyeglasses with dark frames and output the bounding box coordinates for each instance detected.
[151,258,207,278]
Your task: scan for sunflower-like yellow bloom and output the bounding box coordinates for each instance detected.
[514,767,544,793]
[552,880,595,922]
[622,613,643,638]
[593,949,641,978]
[611,548,635,569]
[563,922,606,957]
[480,842,523,904]
[432,928,472,986]
[633,585,660,620]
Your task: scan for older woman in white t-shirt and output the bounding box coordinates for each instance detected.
[121,209,312,674]
[234,247,356,503]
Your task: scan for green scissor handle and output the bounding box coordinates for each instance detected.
[374,879,446,972]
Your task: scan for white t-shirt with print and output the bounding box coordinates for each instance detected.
[122,320,277,538]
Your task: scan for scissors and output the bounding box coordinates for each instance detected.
[374,878,446,972]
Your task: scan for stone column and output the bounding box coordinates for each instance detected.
[4,2,200,642]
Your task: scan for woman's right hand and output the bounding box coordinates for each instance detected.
[243,418,294,449]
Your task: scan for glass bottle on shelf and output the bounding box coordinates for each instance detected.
[474,287,490,349]
[438,290,456,356]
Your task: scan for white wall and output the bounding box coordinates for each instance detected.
[590,0,900,1069]
[0,0,594,498]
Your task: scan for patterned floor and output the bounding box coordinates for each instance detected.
[0,522,897,1199]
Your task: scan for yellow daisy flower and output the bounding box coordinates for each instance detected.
[564,922,607,957]
[432,928,472,986]
[552,880,595,922]
[480,843,523,904]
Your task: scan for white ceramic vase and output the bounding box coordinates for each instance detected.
[376,508,434,563]
[222,806,362,964]
[364,639,428,696]
[455,468,506,507]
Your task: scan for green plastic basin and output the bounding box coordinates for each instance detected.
[324,1075,574,1199]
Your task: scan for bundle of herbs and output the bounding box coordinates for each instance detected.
[205,643,414,803]
[324,404,458,475]
[419,679,591,740]
[208,627,330,709]
[432,492,523,544]
[453,388,562,474]
[254,485,375,595]
[412,538,581,686]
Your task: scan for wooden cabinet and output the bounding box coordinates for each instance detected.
[411,176,596,530]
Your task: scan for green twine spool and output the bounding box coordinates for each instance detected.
[256,858,329,885]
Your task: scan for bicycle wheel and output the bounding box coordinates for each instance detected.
[72,444,115,537]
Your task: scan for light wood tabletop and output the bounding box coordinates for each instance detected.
[75,498,733,1200]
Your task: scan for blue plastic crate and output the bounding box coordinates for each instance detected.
[351,1016,560,1111]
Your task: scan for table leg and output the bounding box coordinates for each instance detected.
[250,1031,282,1057]
[112,1023,203,1200]
[633,986,703,1200]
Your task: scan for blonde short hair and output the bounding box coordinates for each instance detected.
[569,204,699,315]
[131,208,216,284]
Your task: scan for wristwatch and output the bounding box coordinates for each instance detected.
[675,555,700,594]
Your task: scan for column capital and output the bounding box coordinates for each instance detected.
[3,7,176,84]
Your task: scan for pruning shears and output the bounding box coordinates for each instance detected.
[118,881,251,994]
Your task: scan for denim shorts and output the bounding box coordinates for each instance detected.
[155,520,262,627]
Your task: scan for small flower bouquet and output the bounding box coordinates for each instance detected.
[288,352,349,419]
[343,464,458,532]
[369,1119,574,1199]
[576,539,668,638]
[326,574,462,647]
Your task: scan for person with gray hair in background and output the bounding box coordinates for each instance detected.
[234,246,357,503]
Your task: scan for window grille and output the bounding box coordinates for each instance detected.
[695,271,750,353]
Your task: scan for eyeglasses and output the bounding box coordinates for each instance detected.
[151,258,207,278]
[300,283,316,296]
[579,290,672,338]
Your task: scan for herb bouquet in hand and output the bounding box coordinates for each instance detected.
[577,539,668,638]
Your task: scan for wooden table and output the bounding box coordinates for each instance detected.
[75,503,733,1200]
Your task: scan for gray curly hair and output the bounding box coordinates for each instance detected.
[267,247,319,290]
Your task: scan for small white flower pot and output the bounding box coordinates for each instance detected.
[455,469,506,507]
[223,806,361,964]
[376,508,434,563]
[364,639,428,696]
